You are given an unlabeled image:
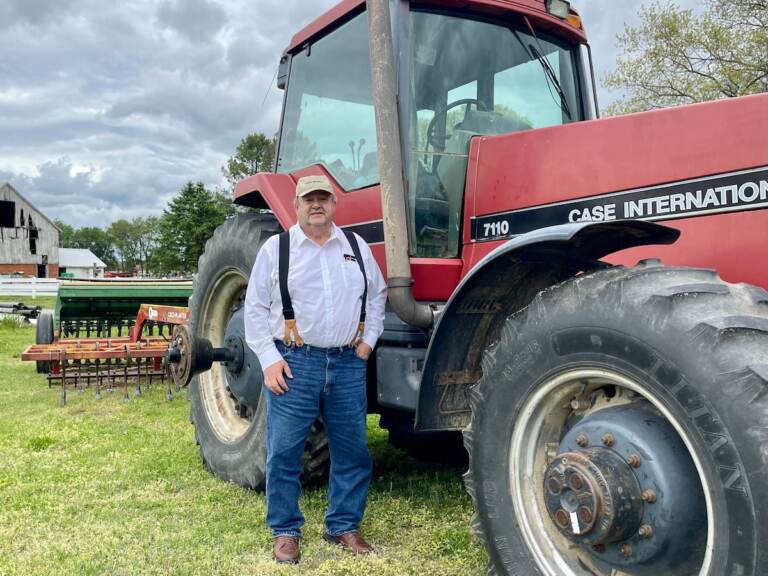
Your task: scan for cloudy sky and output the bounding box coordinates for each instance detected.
[0,0,701,228]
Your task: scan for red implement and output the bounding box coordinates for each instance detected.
[21,304,190,405]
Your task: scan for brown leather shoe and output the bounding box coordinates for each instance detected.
[323,531,374,554]
[273,535,300,564]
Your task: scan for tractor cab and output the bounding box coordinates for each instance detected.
[275,0,594,258]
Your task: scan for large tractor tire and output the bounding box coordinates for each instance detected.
[35,310,54,374]
[187,213,330,490]
[464,262,768,576]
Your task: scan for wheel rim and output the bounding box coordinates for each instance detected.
[198,268,252,443]
[508,368,714,576]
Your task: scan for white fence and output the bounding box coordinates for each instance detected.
[0,277,60,297]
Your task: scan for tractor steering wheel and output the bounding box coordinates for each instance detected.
[426,98,488,151]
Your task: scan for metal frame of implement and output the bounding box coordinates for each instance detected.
[22,304,190,405]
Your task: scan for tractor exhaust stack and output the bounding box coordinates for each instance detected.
[366,0,434,330]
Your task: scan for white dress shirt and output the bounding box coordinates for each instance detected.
[244,223,387,370]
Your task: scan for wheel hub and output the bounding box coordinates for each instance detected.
[539,401,707,572]
[222,306,262,409]
[543,448,643,545]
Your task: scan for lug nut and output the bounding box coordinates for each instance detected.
[569,472,584,491]
[547,476,562,495]
[578,506,593,524]
[638,524,653,539]
[601,433,615,447]
[642,489,657,503]
[575,434,589,447]
[554,508,569,529]
[619,543,633,558]
[627,454,641,468]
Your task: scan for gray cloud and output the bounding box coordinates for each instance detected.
[157,0,228,41]
[1,0,693,228]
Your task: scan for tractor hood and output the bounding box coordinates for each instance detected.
[461,93,768,288]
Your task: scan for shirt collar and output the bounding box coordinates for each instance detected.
[291,223,343,246]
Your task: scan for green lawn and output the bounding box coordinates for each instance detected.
[1,294,58,310]
[0,323,485,575]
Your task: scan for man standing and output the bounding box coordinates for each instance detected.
[244,174,387,564]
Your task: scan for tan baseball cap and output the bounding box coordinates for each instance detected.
[295,175,335,199]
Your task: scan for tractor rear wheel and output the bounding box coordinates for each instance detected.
[35,310,54,374]
[187,213,329,490]
[464,263,768,576]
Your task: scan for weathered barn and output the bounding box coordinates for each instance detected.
[59,248,106,278]
[0,182,59,277]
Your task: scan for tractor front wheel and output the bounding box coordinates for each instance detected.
[187,213,329,490]
[464,263,768,576]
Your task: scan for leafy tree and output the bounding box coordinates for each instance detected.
[604,0,768,115]
[108,219,139,272]
[54,219,76,247]
[75,227,118,270]
[104,217,163,274]
[155,181,235,274]
[222,132,276,189]
[133,216,161,275]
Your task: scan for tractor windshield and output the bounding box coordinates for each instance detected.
[277,11,378,190]
[404,10,584,257]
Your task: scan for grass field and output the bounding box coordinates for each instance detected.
[0,322,486,575]
[1,294,58,310]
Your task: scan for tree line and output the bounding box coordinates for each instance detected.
[55,0,765,275]
[56,133,275,276]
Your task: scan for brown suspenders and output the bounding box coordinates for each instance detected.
[278,229,367,346]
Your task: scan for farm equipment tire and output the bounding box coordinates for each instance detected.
[187,213,330,490]
[463,263,768,576]
[35,310,54,374]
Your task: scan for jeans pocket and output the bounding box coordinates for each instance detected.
[276,342,295,357]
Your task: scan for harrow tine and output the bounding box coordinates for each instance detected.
[47,350,54,388]
[106,359,114,394]
[76,360,84,394]
[123,346,130,402]
[59,353,67,407]
[163,356,174,401]
[95,359,102,399]
[135,351,142,397]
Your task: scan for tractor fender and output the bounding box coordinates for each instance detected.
[414,220,680,432]
[233,172,297,230]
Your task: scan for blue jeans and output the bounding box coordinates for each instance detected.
[265,340,371,538]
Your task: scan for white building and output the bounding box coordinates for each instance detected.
[59,248,106,278]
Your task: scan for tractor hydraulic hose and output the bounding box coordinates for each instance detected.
[366,0,434,329]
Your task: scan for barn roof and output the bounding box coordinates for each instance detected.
[0,182,61,232]
[59,248,106,269]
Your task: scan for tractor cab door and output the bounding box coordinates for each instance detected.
[277,10,380,192]
[401,8,587,258]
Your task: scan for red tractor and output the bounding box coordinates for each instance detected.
[171,1,768,574]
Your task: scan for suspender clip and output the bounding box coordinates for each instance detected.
[283,319,305,347]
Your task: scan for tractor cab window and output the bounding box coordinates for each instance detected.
[277,11,378,190]
[405,11,583,257]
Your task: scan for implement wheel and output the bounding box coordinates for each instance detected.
[188,213,329,490]
[464,263,768,576]
[35,310,54,374]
